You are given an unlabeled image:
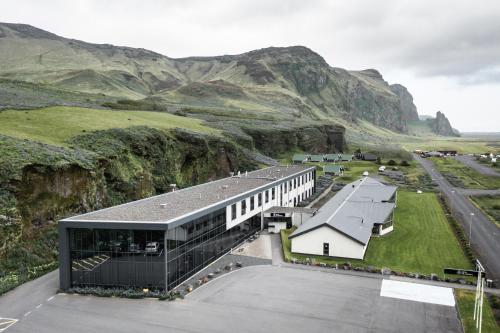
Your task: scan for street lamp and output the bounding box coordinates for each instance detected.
[469,213,475,246]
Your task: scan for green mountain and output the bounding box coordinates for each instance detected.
[0,22,435,134]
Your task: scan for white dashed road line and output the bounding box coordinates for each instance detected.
[47,296,55,302]
[23,311,31,317]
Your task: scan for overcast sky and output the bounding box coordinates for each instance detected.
[2,0,499,132]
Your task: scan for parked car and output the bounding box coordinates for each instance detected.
[145,242,160,255]
[128,243,142,254]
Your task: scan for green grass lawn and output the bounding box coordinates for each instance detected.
[431,157,500,190]
[455,290,500,333]
[0,106,220,146]
[470,195,500,228]
[281,191,472,276]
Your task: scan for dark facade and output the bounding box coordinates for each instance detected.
[59,165,316,292]
[66,208,260,291]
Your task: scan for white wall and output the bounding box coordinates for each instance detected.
[379,224,393,236]
[226,171,315,230]
[291,226,367,260]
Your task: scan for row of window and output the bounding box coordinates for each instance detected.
[231,172,315,220]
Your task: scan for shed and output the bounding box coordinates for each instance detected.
[362,153,377,161]
[292,154,307,163]
[310,155,325,162]
[324,165,344,176]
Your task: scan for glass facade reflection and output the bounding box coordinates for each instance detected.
[166,208,260,290]
[68,208,260,290]
[70,229,165,289]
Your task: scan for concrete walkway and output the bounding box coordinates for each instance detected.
[270,233,285,266]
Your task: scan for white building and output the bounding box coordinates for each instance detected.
[289,177,397,260]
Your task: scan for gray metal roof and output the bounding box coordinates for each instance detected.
[62,165,314,226]
[264,206,317,215]
[289,177,396,244]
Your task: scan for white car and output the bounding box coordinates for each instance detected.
[145,242,160,254]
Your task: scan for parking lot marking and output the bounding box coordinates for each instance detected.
[47,296,55,302]
[0,318,18,332]
[35,304,42,309]
[22,311,31,317]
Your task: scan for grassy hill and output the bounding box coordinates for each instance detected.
[0,23,428,133]
[0,106,219,146]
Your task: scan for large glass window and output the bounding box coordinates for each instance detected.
[165,209,260,290]
[69,229,165,290]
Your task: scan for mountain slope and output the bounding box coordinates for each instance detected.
[0,22,442,134]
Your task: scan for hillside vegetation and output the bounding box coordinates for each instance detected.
[0,22,451,136]
[0,106,219,146]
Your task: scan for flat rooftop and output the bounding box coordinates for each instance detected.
[62,165,314,225]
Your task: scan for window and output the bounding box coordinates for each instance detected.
[293,179,296,189]
[241,200,246,215]
[284,182,287,193]
[258,193,262,207]
[231,204,237,220]
[265,190,269,203]
[250,196,255,210]
[271,187,275,200]
[323,243,329,256]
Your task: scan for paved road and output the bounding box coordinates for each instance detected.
[1,265,462,333]
[415,155,500,281]
[454,155,500,177]
[456,188,500,196]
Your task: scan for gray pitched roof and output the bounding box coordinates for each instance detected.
[289,177,397,244]
[62,165,314,225]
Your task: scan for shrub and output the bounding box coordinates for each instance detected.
[400,160,410,166]
[387,160,397,166]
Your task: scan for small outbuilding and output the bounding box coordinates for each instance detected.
[293,154,307,164]
[310,154,325,163]
[324,165,344,176]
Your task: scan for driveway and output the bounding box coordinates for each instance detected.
[415,155,500,281]
[454,155,500,177]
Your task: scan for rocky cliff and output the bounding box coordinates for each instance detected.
[426,111,460,137]
[0,23,428,133]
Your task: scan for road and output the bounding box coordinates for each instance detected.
[415,155,500,281]
[454,155,500,177]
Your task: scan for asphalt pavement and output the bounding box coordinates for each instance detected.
[1,265,462,333]
[454,155,500,177]
[415,155,500,281]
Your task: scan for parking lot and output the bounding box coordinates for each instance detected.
[0,265,462,333]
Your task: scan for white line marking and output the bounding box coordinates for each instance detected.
[35,304,42,309]
[47,296,55,302]
[380,279,455,306]
[0,318,18,332]
[23,311,31,317]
